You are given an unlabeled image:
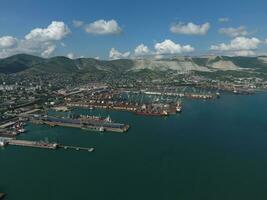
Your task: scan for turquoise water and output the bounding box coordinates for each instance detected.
[1,93,267,200]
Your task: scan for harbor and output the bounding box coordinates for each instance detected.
[1,93,267,200]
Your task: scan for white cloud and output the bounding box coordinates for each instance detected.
[67,53,75,59]
[41,45,56,57]
[0,36,17,48]
[218,17,230,23]
[170,22,210,35]
[134,44,150,56]
[233,50,256,56]
[109,48,130,60]
[211,37,261,51]
[25,21,70,42]
[0,21,70,58]
[85,19,122,35]
[219,26,248,37]
[154,39,194,55]
[72,20,84,28]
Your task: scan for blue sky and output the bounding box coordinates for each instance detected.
[0,0,267,59]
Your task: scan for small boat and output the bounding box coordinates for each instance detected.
[176,102,182,113]
[17,128,26,133]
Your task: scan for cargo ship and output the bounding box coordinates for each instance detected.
[135,110,168,116]
[79,114,112,123]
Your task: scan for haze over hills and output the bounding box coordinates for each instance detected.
[0,54,267,79]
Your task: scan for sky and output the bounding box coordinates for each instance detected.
[0,0,267,59]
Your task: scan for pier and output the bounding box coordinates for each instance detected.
[8,139,58,149]
[59,145,94,152]
[31,116,130,133]
[0,137,95,153]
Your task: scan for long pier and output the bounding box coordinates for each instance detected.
[8,139,58,149]
[59,145,94,152]
[0,137,94,152]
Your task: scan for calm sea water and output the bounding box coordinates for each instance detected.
[1,93,267,200]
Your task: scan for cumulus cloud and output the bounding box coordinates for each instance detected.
[109,48,130,60]
[211,37,261,56]
[154,39,194,55]
[85,19,122,35]
[25,21,70,41]
[211,37,261,51]
[72,20,84,28]
[170,22,210,35]
[218,17,230,23]
[0,36,17,48]
[134,44,151,56]
[0,21,70,58]
[110,40,195,59]
[219,26,248,37]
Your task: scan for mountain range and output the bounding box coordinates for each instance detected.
[0,54,267,79]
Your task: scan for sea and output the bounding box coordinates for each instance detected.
[1,93,267,200]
